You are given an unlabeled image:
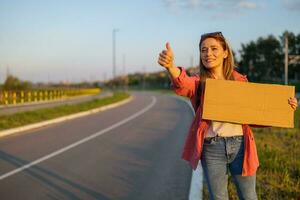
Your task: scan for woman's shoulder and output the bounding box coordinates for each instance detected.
[179,67,200,80]
[232,68,248,82]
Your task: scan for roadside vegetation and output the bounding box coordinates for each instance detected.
[0,92,130,131]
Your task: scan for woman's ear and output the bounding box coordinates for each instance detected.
[223,50,228,59]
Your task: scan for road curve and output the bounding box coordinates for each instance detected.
[0,91,194,200]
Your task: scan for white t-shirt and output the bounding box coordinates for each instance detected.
[205,121,243,138]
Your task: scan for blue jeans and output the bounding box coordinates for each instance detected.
[201,136,257,200]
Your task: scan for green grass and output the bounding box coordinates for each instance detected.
[254,127,300,199]
[203,108,300,199]
[0,92,130,131]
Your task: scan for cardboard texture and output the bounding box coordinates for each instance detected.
[202,78,295,128]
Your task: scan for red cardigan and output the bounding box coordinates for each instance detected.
[171,67,259,176]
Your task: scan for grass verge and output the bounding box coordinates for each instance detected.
[203,108,300,199]
[0,92,130,131]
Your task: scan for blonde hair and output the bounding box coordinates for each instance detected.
[199,33,235,81]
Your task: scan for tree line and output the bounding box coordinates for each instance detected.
[238,31,300,83]
[0,75,100,91]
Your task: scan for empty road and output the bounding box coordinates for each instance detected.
[0,91,194,200]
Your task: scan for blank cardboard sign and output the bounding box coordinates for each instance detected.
[202,78,295,128]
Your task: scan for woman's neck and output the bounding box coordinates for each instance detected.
[211,67,225,80]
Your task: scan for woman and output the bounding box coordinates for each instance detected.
[157,32,298,199]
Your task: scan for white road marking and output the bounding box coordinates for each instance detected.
[0,96,157,180]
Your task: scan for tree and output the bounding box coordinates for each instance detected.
[256,35,283,81]
[238,35,283,82]
[3,75,32,90]
[238,41,259,81]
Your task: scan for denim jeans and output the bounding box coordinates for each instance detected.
[201,136,257,200]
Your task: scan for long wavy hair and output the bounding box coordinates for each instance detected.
[198,32,235,81]
[195,32,236,108]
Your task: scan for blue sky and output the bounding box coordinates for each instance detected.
[0,0,300,83]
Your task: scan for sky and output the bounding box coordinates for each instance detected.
[0,0,300,83]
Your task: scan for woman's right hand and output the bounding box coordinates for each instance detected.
[158,42,176,69]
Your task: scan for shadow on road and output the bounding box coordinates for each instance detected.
[0,151,111,200]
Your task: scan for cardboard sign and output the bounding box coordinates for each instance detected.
[202,78,295,128]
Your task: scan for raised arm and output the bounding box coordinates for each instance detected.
[158,42,198,98]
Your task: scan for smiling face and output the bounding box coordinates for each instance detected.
[200,37,228,71]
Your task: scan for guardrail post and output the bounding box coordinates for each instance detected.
[21,91,24,104]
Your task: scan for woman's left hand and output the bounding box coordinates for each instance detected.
[288,97,298,110]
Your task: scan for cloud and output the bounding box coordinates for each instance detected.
[162,0,258,20]
[282,0,300,11]
[238,1,257,9]
[162,0,221,10]
[163,0,258,13]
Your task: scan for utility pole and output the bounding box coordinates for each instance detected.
[285,33,288,85]
[103,72,107,82]
[142,66,146,90]
[122,54,128,91]
[112,28,119,80]
[6,65,10,79]
[284,33,300,85]
[190,56,194,68]
[122,54,126,75]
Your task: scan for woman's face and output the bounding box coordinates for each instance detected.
[200,38,228,70]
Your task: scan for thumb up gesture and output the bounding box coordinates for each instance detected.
[158,42,175,69]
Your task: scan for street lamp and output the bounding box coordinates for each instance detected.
[112,28,119,80]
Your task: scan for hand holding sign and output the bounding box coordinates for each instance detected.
[288,97,298,110]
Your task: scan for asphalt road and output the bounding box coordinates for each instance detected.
[0,91,195,200]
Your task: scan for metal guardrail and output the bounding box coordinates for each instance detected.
[0,88,101,105]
